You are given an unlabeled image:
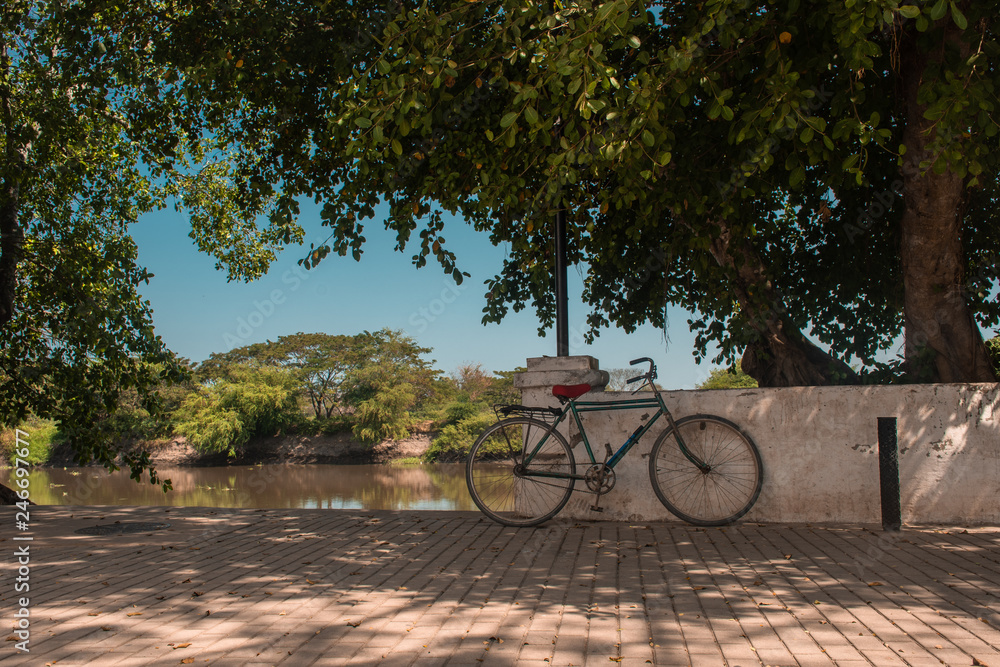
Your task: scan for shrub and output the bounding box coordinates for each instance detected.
[425,412,494,462]
[444,400,484,424]
[696,367,758,390]
[352,382,416,443]
[4,418,61,466]
[175,365,300,456]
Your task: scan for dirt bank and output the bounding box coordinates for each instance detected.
[45,432,434,468]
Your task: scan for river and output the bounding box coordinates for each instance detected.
[0,463,476,510]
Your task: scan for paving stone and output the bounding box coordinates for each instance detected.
[1,507,999,666]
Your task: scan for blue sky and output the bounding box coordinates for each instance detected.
[131,202,720,389]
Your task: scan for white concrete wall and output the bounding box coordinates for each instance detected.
[517,358,1000,524]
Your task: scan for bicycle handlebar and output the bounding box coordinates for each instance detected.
[626,357,657,388]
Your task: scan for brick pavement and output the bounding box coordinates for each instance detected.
[1,506,998,666]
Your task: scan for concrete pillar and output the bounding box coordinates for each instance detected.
[514,356,609,408]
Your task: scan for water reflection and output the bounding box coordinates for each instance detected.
[0,464,476,510]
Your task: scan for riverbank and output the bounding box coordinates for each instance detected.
[43,431,434,468]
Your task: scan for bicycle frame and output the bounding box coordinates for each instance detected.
[521,391,710,479]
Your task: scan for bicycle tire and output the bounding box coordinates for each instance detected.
[466,417,575,527]
[649,414,762,526]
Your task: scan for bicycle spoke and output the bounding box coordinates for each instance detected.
[467,418,575,527]
[650,416,762,526]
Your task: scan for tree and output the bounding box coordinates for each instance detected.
[175,365,300,456]
[696,367,758,390]
[450,363,493,402]
[155,0,1000,387]
[198,332,364,418]
[0,1,301,502]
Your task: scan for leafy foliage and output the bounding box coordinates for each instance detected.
[696,367,758,390]
[425,412,495,462]
[0,1,303,491]
[154,0,1000,385]
[3,418,60,466]
[175,365,300,456]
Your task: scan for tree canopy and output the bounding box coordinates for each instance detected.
[0,1,300,483]
[155,0,1000,386]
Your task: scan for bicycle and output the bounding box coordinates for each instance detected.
[465,357,763,527]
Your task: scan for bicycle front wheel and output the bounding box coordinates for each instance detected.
[649,414,762,526]
[466,417,575,527]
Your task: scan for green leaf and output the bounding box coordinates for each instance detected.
[930,0,947,21]
[525,106,539,125]
[950,2,968,30]
[355,117,372,128]
[641,129,655,147]
[898,5,920,19]
[500,111,519,128]
[391,139,403,155]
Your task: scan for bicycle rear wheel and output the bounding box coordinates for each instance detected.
[649,414,762,526]
[466,417,575,527]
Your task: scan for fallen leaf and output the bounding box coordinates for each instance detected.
[779,31,792,44]
[174,643,192,649]
[191,591,203,597]
[868,582,883,587]
[347,621,361,628]
[181,660,194,665]
[127,613,142,617]
[101,626,112,631]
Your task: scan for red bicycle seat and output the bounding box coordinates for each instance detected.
[552,384,591,400]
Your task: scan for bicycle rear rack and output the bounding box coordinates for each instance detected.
[493,404,562,422]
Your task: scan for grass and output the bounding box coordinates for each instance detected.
[3,417,61,466]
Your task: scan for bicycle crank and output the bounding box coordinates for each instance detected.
[584,464,616,494]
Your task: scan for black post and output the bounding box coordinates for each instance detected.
[877,417,901,532]
[554,208,568,356]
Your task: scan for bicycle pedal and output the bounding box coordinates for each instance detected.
[590,505,604,512]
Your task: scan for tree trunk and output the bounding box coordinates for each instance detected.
[898,20,996,383]
[709,223,858,387]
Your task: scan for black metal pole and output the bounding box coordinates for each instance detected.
[555,208,569,356]
[877,417,901,532]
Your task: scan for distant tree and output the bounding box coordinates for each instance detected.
[174,365,300,456]
[199,333,364,418]
[450,363,493,402]
[603,368,636,392]
[342,329,439,442]
[697,367,759,390]
[0,2,300,501]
